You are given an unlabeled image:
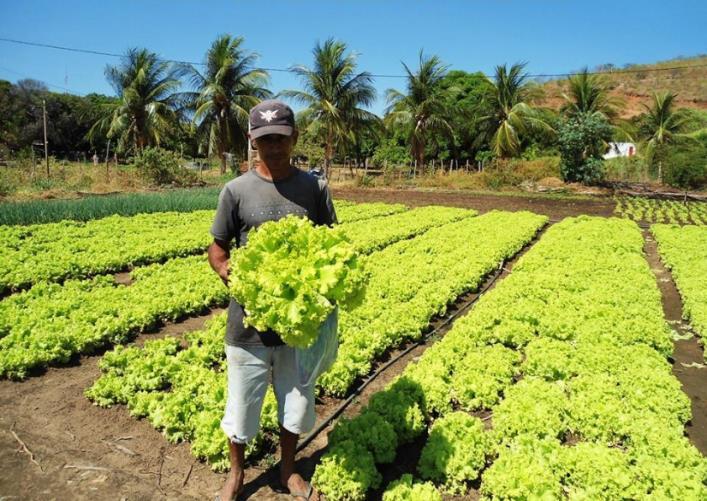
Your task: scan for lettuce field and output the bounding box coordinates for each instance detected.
[0,196,705,500]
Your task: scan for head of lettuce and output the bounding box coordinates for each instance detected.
[229,215,365,349]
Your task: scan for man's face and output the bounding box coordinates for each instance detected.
[252,131,298,164]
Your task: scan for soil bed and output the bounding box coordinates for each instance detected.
[0,309,226,501]
[643,231,707,454]
[333,187,615,221]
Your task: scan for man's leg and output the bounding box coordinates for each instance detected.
[220,344,270,500]
[273,346,319,499]
[220,440,245,501]
[280,426,319,500]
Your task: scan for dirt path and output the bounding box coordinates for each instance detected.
[643,231,707,454]
[0,310,226,501]
[333,187,615,221]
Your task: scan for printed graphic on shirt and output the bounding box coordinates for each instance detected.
[239,201,310,228]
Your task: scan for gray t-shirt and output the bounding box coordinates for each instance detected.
[210,167,337,347]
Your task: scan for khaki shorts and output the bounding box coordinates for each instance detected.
[221,344,316,444]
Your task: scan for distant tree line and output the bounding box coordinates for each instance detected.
[1,35,705,186]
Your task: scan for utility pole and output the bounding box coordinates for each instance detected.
[42,99,49,177]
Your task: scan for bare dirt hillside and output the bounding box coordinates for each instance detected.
[540,55,707,117]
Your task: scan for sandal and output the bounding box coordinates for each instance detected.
[289,481,315,500]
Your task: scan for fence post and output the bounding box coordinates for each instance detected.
[105,138,111,179]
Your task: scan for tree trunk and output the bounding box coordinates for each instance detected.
[219,122,229,175]
[325,130,333,180]
[414,140,424,175]
[135,133,145,153]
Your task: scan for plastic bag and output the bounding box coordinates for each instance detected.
[295,306,339,387]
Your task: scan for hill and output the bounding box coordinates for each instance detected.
[540,55,707,117]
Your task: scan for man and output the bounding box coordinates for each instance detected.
[208,99,335,501]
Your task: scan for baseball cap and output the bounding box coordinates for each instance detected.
[249,100,295,139]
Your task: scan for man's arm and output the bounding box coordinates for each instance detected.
[317,180,337,226]
[208,239,230,286]
[209,185,238,286]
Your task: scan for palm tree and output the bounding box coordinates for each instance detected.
[561,68,622,120]
[90,48,183,153]
[641,91,689,181]
[481,63,551,158]
[642,92,688,149]
[560,68,633,143]
[385,51,453,168]
[281,38,378,178]
[186,35,271,173]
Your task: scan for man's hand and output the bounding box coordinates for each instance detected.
[208,239,231,287]
[217,262,230,286]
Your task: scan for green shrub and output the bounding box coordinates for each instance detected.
[558,113,612,185]
[371,140,411,168]
[659,140,707,190]
[292,130,325,168]
[520,143,542,160]
[134,147,196,187]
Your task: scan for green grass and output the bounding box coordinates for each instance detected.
[0,183,599,227]
[0,187,222,226]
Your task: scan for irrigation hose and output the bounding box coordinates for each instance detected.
[294,257,507,453]
[293,221,549,454]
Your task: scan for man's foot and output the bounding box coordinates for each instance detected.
[283,472,319,501]
[218,469,244,501]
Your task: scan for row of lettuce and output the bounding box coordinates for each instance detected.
[321,211,547,395]
[614,196,707,225]
[0,204,471,379]
[83,210,547,469]
[0,200,406,293]
[6,198,704,497]
[311,217,706,500]
[652,224,707,360]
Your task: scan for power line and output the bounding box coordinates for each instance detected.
[2,36,706,80]
[0,65,83,94]
[1,37,127,60]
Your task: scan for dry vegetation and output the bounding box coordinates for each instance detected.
[540,55,707,117]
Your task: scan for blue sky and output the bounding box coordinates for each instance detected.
[1,0,705,115]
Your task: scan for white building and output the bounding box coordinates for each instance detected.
[603,142,637,159]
